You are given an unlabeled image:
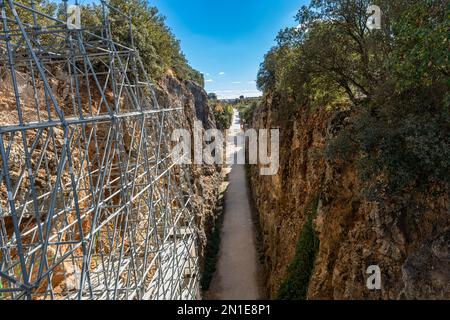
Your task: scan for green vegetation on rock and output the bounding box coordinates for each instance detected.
[235,98,260,127]
[257,0,449,200]
[16,0,204,86]
[211,99,234,130]
[105,0,204,85]
[277,197,320,300]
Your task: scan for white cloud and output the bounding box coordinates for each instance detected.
[247,80,256,84]
[218,72,226,76]
[205,79,214,83]
[232,81,241,84]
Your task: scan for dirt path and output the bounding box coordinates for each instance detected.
[206,111,264,300]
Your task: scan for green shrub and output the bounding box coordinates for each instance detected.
[105,0,203,85]
[277,198,320,300]
[238,101,258,126]
[213,103,234,130]
[355,87,449,199]
[326,84,449,201]
[258,0,449,202]
[43,0,204,86]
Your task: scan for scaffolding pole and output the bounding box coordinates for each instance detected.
[0,0,199,300]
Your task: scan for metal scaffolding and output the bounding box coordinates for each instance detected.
[0,0,199,300]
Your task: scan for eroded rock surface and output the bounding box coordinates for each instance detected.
[249,94,449,299]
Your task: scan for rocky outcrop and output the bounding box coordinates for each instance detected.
[402,231,450,299]
[0,69,222,292]
[249,94,450,299]
[155,75,222,270]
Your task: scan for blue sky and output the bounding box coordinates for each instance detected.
[81,0,306,98]
[153,0,306,99]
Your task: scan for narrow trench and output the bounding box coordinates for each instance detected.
[205,111,266,300]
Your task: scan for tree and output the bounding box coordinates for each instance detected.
[258,0,450,200]
[388,1,449,99]
[74,0,204,86]
[213,103,234,130]
[208,93,218,101]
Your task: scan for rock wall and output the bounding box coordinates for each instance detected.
[155,75,222,269]
[0,69,222,291]
[249,94,449,299]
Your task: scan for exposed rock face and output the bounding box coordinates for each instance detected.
[249,94,450,299]
[155,76,222,270]
[402,231,450,299]
[0,69,222,292]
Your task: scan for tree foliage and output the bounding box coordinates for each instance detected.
[10,0,203,86]
[258,0,449,198]
[102,0,204,86]
[236,98,259,125]
[208,92,218,101]
[212,102,234,130]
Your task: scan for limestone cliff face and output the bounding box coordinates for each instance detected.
[155,76,222,270]
[0,69,222,278]
[249,94,449,299]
